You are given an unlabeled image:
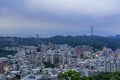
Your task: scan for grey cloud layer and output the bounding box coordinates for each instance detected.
[0,0,120,37]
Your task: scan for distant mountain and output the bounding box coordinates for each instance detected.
[109,35,120,39]
[41,35,120,50]
[0,35,120,50]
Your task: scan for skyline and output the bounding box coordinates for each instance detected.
[0,0,120,37]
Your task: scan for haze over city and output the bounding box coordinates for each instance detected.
[0,0,120,37]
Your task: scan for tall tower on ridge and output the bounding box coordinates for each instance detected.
[90,25,93,36]
[36,32,40,38]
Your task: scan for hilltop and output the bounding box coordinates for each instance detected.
[0,35,120,50]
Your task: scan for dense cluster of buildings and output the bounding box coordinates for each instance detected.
[0,43,120,80]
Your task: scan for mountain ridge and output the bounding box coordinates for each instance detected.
[0,35,119,50]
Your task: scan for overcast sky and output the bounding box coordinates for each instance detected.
[0,0,120,37]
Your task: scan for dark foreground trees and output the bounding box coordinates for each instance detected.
[58,70,94,80]
[58,70,120,80]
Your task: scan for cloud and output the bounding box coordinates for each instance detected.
[25,0,120,17]
[0,8,73,37]
[0,8,75,31]
[0,0,120,37]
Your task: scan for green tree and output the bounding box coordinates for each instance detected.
[110,72,120,80]
[88,76,94,80]
[58,70,80,80]
[71,72,81,80]
[81,76,89,80]
[58,72,68,80]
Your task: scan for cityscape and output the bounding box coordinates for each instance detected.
[0,36,120,80]
[1,0,120,80]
